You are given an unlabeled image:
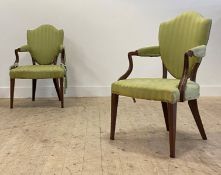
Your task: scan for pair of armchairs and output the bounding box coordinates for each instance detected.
[9,25,66,108]
[111,11,212,158]
[10,11,211,158]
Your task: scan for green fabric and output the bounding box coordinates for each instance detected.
[190,45,206,59]
[27,25,64,65]
[10,65,65,79]
[137,46,161,57]
[20,45,29,52]
[112,78,200,103]
[159,11,212,79]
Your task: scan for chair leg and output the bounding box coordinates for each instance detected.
[188,100,207,140]
[10,79,15,109]
[168,103,177,158]
[161,102,169,131]
[53,78,61,101]
[32,79,37,101]
[110,93,119,140]
[60,78,64,108]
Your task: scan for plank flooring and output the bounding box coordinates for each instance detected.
[0,97,220,175]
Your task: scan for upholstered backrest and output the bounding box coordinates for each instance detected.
[27,25,64,65]
[159,11,212,79]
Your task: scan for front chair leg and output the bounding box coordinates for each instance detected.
[110,93,119,140]
[32,79,37,101]
[188,100,207,140]
[60,78,64,108]
[10,79,15,108]
[168,103,177,158]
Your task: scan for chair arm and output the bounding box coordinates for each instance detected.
[178,45,206,101]
[188,45,206,59]
[137,46,161,57]
[118,46,160,80]
[59,45,66,64]
[19,45,29,52]
[10,45,29,69]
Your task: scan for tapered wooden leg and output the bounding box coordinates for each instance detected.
[10,79,15,109]
[32,79,37,101]
[161,102,169,131]
[53,78,61,101]
[168,103,177,158]
[60,78,64,108]
[188,100,207,140]
[110,93,119,140]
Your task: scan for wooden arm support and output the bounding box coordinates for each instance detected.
[178,50,201,102]
[118,51,138,80]
[14,48,21,64]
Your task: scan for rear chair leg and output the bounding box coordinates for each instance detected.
[32,79,37,101]
[10,79,15,108]
[60,78,64,108]
[161,102,169,131]
[188,100,207,140]
[53,78,61,101]
[110,93,119,140]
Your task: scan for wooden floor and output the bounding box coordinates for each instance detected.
[0,97,220,175]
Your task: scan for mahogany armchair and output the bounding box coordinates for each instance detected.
[9,25,66,108]
[110,12,212,158]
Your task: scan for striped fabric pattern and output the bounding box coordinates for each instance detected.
[27,25,64,65]
[112,78,200,104]
[159,11,212,79]
[10,65,65,79]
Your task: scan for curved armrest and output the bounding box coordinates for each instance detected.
[59,45,66,64]
[19,45,29,52]
[137,46,161,57]
[178,45,206,101]
[118,46,160,80]
[10,45,29,69]
[188,45,206,59]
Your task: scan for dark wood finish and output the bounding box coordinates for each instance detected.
[61,47,66,64]
[178,52,190,102]
[161,102,169,131]
[53,79,61,101]
[188,100,207,140]
[178,50,202,101]
[60,78,64,108]
[162,63,167,79]
[168,103,177,158]
[32,79,37,101]
[110,93,119,140]
[118,51,138,80]
[190,63,200,82]
[161,63,169,131]
[10,79,15,109]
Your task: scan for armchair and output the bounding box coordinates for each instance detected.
[9,24,66,108]
[110,12,212,158]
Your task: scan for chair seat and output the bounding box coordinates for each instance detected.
[10,65,65,79]
[112,78,200,103]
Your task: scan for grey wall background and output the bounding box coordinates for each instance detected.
[0,0,220,98]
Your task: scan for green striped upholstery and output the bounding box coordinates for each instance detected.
[27,25,64,65]
[112,12,212,103]
[159,11,212,78]
[112,78,199,103]
[10,65,65,79]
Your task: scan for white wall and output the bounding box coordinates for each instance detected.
[0,0,221,98]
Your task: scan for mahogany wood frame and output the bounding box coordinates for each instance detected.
[10,47,65,108]
[110,51,207,158]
